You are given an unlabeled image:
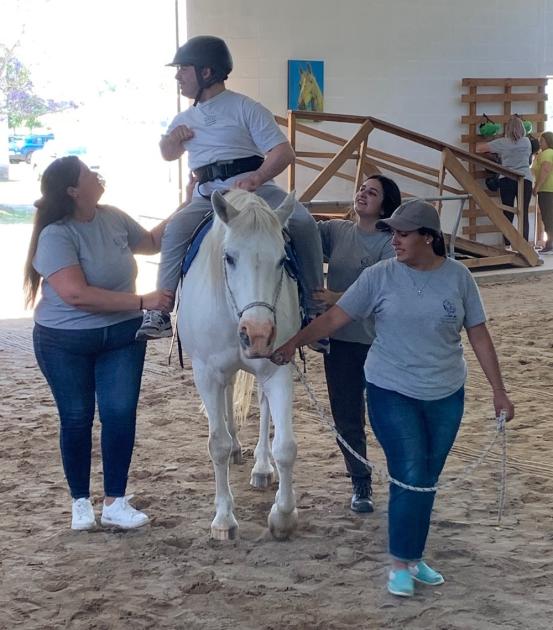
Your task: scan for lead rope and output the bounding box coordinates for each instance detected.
[497,410,507,525]
[292,362,508,521]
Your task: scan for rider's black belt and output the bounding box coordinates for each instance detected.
[193,155,264,185]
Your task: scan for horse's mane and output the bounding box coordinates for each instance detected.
[203,190,285,289]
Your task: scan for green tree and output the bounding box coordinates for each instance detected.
[0,44,76,131]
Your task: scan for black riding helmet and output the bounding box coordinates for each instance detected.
[168,35,233,105]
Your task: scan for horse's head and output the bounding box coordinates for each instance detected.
[297,64,323,112]
[212,189,296,359]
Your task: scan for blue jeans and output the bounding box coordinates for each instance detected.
[33,318,146,499]
[365,382,464,562]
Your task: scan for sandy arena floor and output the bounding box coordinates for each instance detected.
[1,275,553,629]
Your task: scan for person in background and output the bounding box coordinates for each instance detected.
[24,156,175,531]
[532,131,553,253]
[135,35,324,343]
[271,199,514,597]
[316,174,401,513]
[476,115,532,243]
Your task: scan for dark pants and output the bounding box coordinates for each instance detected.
[538,191,553,245]
[366,382,464,561]
[33,318,146,499]
[323,338,371,482]
[499,177,532,242]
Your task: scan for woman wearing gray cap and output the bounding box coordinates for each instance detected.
[271,199,514,598]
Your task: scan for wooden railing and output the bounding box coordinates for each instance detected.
[277,110,540,268]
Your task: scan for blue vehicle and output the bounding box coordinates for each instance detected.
[9,133,55,164]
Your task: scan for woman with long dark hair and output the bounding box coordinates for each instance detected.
[315,174,401,513]
[25,156,173,530]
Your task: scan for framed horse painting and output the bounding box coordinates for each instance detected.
[287,60,324,112]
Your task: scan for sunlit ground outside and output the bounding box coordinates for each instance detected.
[0,152,182,319]
[1,0,187,319]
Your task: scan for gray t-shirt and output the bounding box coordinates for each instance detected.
[168,90,288,197]
[337,257,486,400]
[488,136,532,181]
[318,219,394,344]
[33,205,148,329]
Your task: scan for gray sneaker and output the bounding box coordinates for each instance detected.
[135,310,172,340]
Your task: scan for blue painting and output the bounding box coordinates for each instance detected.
[287,60,324,112]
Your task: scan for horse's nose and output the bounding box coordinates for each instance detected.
[239,329,251,348]
[239,321,275,357]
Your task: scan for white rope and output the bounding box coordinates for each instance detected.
[293,362,508,502]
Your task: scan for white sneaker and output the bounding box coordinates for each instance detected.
[101,495,149,529]
[71,498,96,530]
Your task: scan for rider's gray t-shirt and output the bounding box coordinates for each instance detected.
[33,205,147,329]
[167,89,288,197]
[318,219,394,344]
[488,136,532,181]
[337,257,486,400]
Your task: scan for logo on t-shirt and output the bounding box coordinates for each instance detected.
[203,114,217,126]
[360,255,376,268]
[442,299,457,321]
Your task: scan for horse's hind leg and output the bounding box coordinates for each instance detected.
[225,378,243,464]
[194,367,238,540]
[250,386,275,489]
[263,368,298,540]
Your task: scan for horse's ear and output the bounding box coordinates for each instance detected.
[212,190,239,224]
[274,191,296,226]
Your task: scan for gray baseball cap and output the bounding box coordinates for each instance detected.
[376,199,441,232]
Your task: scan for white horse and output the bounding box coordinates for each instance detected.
[177,189,301,541]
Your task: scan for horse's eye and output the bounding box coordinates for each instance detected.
[278,256,287,268]
[225,253,235,266]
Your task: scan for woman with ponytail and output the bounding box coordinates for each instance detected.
[25,156,174,531]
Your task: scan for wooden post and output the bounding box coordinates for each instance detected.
[354,137,368,193]
[299,119,374,202]
[443,149,540,266]
[287,110,296,193]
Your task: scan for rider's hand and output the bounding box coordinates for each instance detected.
[170,124,194,144]
[233,172,263,192]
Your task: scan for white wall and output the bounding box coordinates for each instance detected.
[185,0,552,232]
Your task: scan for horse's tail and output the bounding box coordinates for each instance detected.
[233,370,256,427]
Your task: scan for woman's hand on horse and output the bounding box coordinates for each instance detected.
[313,288,341,308]
[142,289,174,312]
[270,340,297,365]
[234,172,263,192]
[493,390,515,422]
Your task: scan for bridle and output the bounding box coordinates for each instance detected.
[222,253,285,322]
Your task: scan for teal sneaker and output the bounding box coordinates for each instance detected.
[409,561,444,585]
[387,569,414,597]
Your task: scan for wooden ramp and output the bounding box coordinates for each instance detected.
[277,111,542,269]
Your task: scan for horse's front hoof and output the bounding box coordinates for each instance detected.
[268,505,298,541]
[230,449,243,465]
[211,525,239,541]
[250,472,274,489]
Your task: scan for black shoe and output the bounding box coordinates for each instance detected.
[351,479,374,513]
